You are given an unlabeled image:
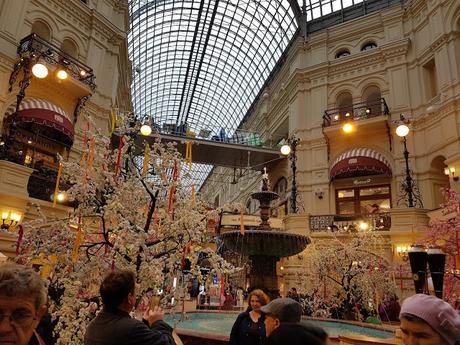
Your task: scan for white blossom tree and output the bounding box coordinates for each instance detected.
[16,114,236,344]
[300,231,396,320]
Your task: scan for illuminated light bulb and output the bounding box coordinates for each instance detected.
[32,63,48,78]
[359,222,369,231]
[342,122,353,133]
[396,124,409,137]
[56,70,68,80]
[80,70,87,76]
[280,144,291,156]
[140,124,152,136]
[333,115,339,120]
[56,192,66,202]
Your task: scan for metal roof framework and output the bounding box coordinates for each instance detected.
[127,0,403,188]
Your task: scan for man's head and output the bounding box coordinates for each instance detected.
[100,270,136,312]
[399,294,460,345]
[261,298,302,336]
[0,263,47,345]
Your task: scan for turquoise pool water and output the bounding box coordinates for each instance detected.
[165,312,394,339]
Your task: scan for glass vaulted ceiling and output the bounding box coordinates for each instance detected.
[128,0,298,136]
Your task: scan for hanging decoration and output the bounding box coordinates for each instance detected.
[191,184,196,205]
[141,142,149,178]
[168,159,179,215]
[185,141,193,170]
[15,225,24,256]
[110,107,118,135]
[52,162,63,207]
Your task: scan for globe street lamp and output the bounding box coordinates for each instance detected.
[281,136,300,213]
[396,114,414,208]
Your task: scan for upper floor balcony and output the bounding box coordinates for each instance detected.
[309,212,391,233]
[322,98,389,129]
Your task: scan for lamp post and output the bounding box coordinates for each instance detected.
[396,114,415,208]
[281,136,300,214]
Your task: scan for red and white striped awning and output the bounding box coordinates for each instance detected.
[4,98,74,143]
[330,147,392,180]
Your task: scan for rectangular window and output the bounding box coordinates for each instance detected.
[423,59,438,101]
[336,185,391,215]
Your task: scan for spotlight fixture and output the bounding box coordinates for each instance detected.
[365,108,371,114]
[342,122,353,133]
[333,115,339,121]
[345,112,351,117]
[32,63,48,78]
[444,166,459,181]
[27,139,32,144]
[80,70,87,76]
[56,69,68,80]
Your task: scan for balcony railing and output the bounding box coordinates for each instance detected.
[322,98,389,128]
[9,33,96,92]
[309,212,391,232]
[27,168,74,207]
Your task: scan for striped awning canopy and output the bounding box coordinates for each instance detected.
[5,98,74,144]
[330,147,392,180]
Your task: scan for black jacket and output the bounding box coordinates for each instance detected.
[229,311,266,345]
[84,308,174,345]
[266,322,327,345]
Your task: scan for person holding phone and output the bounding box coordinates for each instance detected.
[84,270,174,345]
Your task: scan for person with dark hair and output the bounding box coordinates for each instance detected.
[84,269,174,345]
[399,294,460,345]
[0,263,48,345]
[229,289,269,345]
[261,297,328,345]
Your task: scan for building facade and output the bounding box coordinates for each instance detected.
[0,0,132,256]
[201,0,460,295]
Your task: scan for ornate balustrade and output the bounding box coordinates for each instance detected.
[309,212,391,232]
[322,98,389,128]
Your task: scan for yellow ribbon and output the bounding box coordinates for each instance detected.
[52,162,63,208]
[141,143,149,178]
[110,107,118,134]
[185,141,193,170]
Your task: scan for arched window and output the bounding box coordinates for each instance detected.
[31,20,51,41]
[61,39,78,59]
[335,49,351,59]
[362,86,382,116]
[361,42,377,51]
[336,91,353,120]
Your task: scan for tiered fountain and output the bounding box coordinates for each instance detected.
[221,169,310,295]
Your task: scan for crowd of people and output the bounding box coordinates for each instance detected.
[1,263,460,345]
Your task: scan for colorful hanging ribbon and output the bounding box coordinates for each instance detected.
[185,141,193,170]
[52,162,63,208]
[141,143,149,178]
[110,107,118,135]
[191,184,196,205]
[15,225,24,255]
[168,160,179,215]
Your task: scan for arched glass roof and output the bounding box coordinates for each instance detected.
[128,0,298,136]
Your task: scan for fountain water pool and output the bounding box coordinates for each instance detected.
[165,312,395,340]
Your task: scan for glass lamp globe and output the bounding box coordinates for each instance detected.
[32,63,48,78]
[396,124,409,137]
[140,124,152,136]
[280,144,291,156]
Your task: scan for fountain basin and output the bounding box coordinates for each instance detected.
[165,311,395,344]
[221,229,310,257]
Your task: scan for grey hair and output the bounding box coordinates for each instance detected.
[0,263,47,308]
